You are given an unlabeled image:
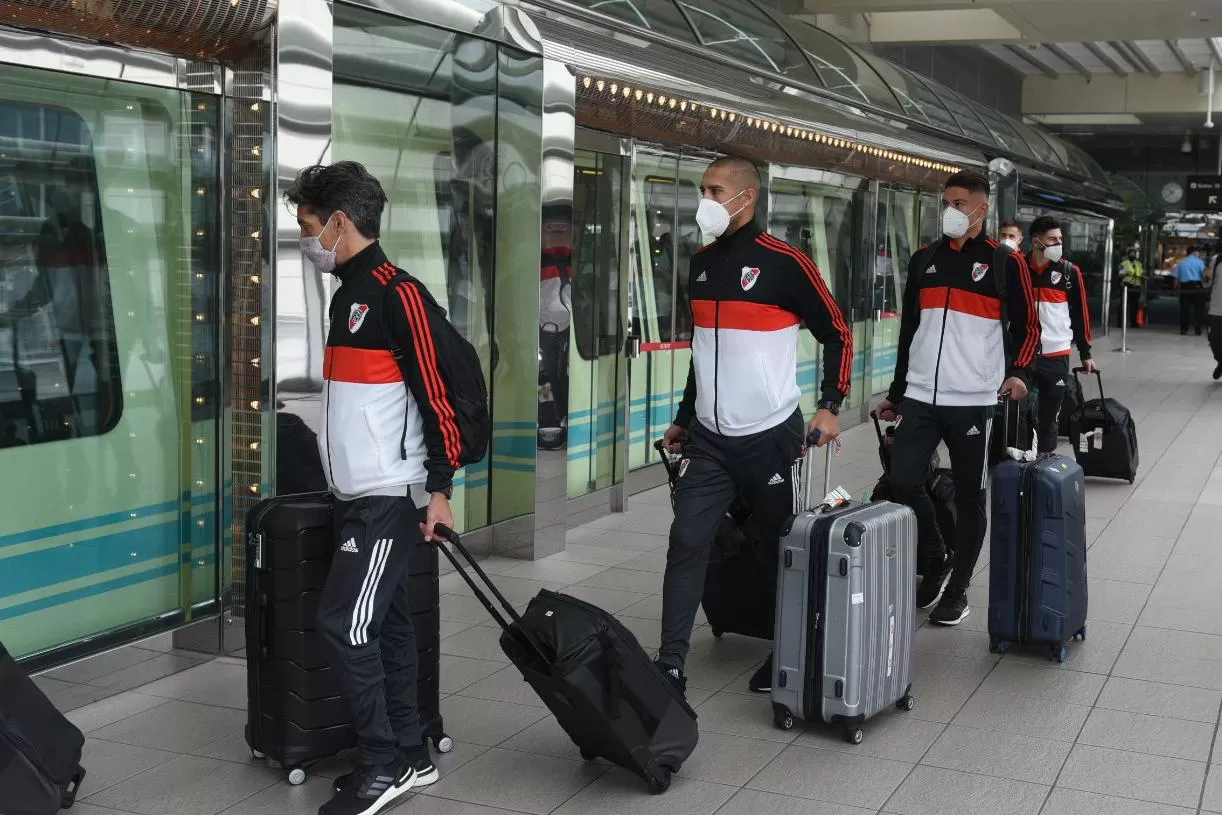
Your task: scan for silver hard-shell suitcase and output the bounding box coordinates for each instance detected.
[770,436,918,743]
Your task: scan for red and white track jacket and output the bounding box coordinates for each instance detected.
[1030,257,1093,360]
[320,243,460,500]
[888,235,1041,408]
[674,222,853,437]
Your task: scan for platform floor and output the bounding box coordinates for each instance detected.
[37,326,1222,815]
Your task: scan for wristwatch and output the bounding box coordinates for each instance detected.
[816,399,841,416]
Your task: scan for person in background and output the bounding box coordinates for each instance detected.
[1173,246,1208,336]
[999,219,1024,251]
[1205,252,1222,381]
[1026,216,1095,455]
[1119,245,1145,329]
[658,155,852,696]
[876,169,1040,625]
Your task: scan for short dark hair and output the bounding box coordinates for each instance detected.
[285,161,387,239]
[1000,219,1022,231]
[709,155,761,193]
[944,169,989,195]
[1029,215,1061,237]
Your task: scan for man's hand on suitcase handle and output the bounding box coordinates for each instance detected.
[662,423,688,454]
[808,410,840,447]
[420,492,455,543]
[999,376,1028,400]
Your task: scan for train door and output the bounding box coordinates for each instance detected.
[566,134,629,498]
[872,186,919,398]
[767,168,870,416]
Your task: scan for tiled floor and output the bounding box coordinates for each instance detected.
[40,326,1222,815]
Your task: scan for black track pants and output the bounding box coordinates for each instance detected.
[658,410,805,671]
[316,496,426,767]
[1210,316,1222,364]
[1032,355,1070,454]
[889,398,992,591]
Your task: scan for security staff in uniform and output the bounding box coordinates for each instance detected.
[658,155,853,696]
[877,170,1041,626]
[1119,246,1145,328]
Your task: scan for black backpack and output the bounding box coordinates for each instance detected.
[382,270,491,467]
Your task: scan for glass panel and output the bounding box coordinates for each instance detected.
[768,177,867,413]
[872,187,918,397]
[1010,119,1063,168]
[970,101,1037,160]
[584,0,699,42]
[332,8,508,529]
[0,67,220,657]
[677,0,819,82]
[854,51,939,126]
[918,191,942,245]
[567,150,625,496]
[935,86,997,147]
[890,66,965,137]
[627,151,683,470]
[781,21,904,114]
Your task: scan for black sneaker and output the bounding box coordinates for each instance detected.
[334,748,437,793]
[655,660,687,698]
[1213,364,1221,381]
[929,587,970,626]
[320,758,416,815]
[748,656,773,693]
[916,562,952,610]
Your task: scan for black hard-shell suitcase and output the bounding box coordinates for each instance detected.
[988,454,1089,662]
[0,641,86,814]
[243,493,451,785]
[653,441,773,640]
[1068,368,1138,483]
[432,524,698,794]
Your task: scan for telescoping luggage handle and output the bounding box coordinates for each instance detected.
[652,439,680,480]
[1072,366,1106,402]
[430,524,549,665]
[802,430,839,512]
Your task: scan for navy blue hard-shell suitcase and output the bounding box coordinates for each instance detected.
[988,454,1089,662]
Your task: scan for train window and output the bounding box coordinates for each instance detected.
[584,0,700,43]
[782,21,904,116]
[572,155,622,360]
[680,0,818,83]
[0,103,121,449]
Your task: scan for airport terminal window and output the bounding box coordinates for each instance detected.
[584,0,700,43]
[0,103,121,449]
[679,0,818,81]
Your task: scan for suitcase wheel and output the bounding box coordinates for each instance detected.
[895,695,915,712]
[647,768,672,795]
[711,629,723,639]
[843,724,864,745]
[433,735,454,754]
[580,748,597,762]
[251,749,267,760]
[772,703,795,731]
[1074,626,1087,642]
[991,639,1010,655]
[1051,646,1068,664]
[288,768,307,786]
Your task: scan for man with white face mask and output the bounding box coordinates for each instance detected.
[657,155,853,696]
[876,170,1040,626]
[1027,215,1095,455]
[999,219,1023,252]
[287,162,458,815]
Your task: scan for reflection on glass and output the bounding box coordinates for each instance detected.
[781,20,903,114]
[586,0,699,42]
[568,149,624,497]
[0,67,220,658]
[679,0,817,81]
[539,205,572,451]
[873,188,917,396]
[892,67,966,138]
[769,177,866,411]
[333,8,499,529]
